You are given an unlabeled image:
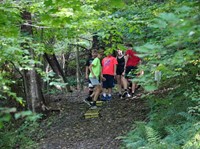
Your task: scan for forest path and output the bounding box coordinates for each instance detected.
[38,90,148,149]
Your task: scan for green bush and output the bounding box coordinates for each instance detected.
[121,0,200,148]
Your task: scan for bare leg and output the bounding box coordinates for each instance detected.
[121,75,126,90]
[93,85,102,101]
[123,77,128,90]
[102,88,108,96]
[122,77,131,98]
[116,75,122,94]
[108,88,112,95]
[117,75,122,94]
[90,87,97,98]
[132,82,136,94]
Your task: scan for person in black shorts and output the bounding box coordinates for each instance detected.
[122,44,141,97]
[116,50,126,98]
[101,52,118,101]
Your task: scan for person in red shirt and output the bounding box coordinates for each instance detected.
[101,51,118,100]
[122,43,141,97]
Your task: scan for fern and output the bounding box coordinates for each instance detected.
[145,126,160,144]
[125,138,146,149]
[178,112,196,121]
[164,121,200,148]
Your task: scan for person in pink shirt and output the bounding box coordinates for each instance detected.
[101,51,118,100]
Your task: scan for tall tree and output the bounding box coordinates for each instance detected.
[21,10,44,112]
[75,41,81,89]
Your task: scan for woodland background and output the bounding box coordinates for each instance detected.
[0,0,199,148]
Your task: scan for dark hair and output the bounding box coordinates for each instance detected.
[112,50,117,57]
[125,43,133,47]
[99,46,105,50]
[92,49,98,53]
[97,49,104,55]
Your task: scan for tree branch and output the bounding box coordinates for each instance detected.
[77,37,92,42]
[69,43,89,50]
[22,23,50,29]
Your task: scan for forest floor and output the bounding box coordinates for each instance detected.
[38,88,149,149]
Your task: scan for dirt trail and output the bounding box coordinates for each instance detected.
[39,91,148,149]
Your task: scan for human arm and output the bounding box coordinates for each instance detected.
[138,60,144,76]
[114,64,117,76]
[124,55,129,69]
[85,59,90,79]
[89,63,96,78]
[85,66,89,79]
[101,60,106,81]
[114,57,118,77]
[100,68,106,81]
[122,54,129,76]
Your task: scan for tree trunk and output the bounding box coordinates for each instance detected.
[75,43,81,90]
[64,53,70,76]
[44,53,72,92]
[21,10,44,112]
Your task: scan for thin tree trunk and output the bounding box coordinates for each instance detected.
[62,54,65,70]
[21,10,44,112]
[64,53,70,76]
[75,43,81,90]
[44,53,71,92]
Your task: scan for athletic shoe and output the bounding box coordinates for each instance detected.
[122,91,131,98]
[118,93,122,98]
[122,91,128,97]
[85,96,92,101]
[107,95,112,101]
[119,94,123,99]
[101,95,107,101]
[131,92,135,97]
[83,98,92,106]
[90,101,97,109]
[90,105,97,109]
[127,93,131,98]
[122,91,127,98]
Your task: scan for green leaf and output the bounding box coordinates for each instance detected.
[14,111,33,120]
[150,18,167,29]
[144,85,157,91]
[176,6,192,13]
[159,13,179,24]
[0,107,16,113]
[117,44,126,51]
[0,122,3,129]
[110,0,125,8]
[44,0,53,6]
[0,114,11,122]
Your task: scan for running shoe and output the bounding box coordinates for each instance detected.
[107,95,112,101]
[83,98,92,106]
[101,95,107,101]
[122,91,131,98]
[90,105,97,109]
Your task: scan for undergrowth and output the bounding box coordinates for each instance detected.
[0,118,44,149]
[121,83,200,149]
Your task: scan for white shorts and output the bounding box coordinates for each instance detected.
[89,78,100,86]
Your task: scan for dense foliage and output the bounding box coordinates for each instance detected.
[0,0,199,148]
[118,0,200,148]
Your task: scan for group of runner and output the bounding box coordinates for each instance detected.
[84,44,142,109]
